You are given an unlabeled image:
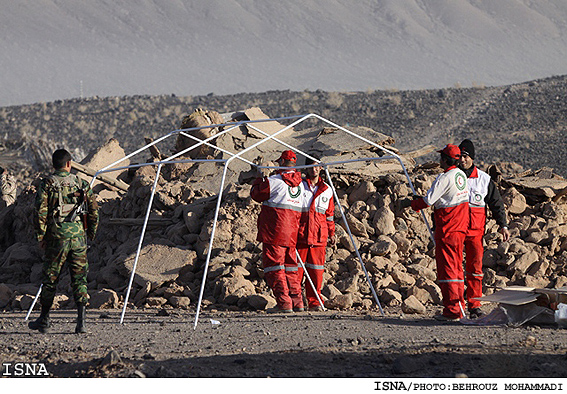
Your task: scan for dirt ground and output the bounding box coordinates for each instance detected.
[1,304,567,379]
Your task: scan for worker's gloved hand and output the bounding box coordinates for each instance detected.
[399,198,413,209]
[253,157,271,178]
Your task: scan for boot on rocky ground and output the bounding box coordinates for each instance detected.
[28,303,51,333]
[75,303,87,334]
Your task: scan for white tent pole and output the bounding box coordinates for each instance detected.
[308,114,435,243]
[193,114,314,328]
[25,284,43,321]
[120,163,163,324]
[95,115,304,175]
[295,250,326,311]
[193,162,230,330]
[324,166,385,316]
[178,131,255,166]
[163,116,305,165]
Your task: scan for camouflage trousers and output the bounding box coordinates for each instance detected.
[41,236,89,307]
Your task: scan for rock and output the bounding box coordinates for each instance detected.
[407,264,436,281]
[365,255,389,275]
[325,293,353,310]
[335,225,359,252]
[248,294,276,310]
[89,289,119,309]
[523,276,550,288]
[482,249,500,269]
[406,286,432,304]
[118,244,197,289]
[322,283,342,300]
[168,296,191,309]
[380,288,402,306]
[101,350,122,366]
[527,260,549,277]
[348,181,376,204]
[368,235,397,256]
[348,200,368,219]
[79,138,130,191]
[334,275,360,293]
[390,232,411,255]
[0,283,13,309]
[525,230,548,244]
[174,108,224,158]
[19,294,35,311]
[53,294,70,310]
[507,250,539,274]
[163,282,185,299]
[372,206,396,236]
[376,275,397,290]
[343,213,368,238]
[133,281,152,305]
[145,297,168,307]
[402,295,426,314]
[215,274,256,303]
[502,187,527,214]
[391,268,416,288]
[418,279,443,305]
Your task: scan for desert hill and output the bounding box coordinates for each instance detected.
[0,74,566,181]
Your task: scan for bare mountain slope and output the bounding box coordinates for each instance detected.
[1,0,567,106]
[0,75,566,180]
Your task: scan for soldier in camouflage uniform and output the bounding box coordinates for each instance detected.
[29,149,99,334]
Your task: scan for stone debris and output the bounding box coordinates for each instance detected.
[0,107,566,319]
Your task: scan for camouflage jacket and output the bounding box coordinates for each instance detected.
[0,172,17,208]
[34,170,99,241]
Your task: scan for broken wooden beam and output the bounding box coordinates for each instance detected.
[71,161,130,192]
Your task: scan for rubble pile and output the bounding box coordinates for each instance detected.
[1,111,567,316]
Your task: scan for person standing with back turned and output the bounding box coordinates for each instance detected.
[401,144,469,321]
[458,139,510,319]
[29,149,99,334]
[251,150,304,313]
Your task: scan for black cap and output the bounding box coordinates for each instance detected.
[459,139,475,160]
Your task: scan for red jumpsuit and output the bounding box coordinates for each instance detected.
[297,178,335,309]
[251,169,304,311]
[412,166,469,319]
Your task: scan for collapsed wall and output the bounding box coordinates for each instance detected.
[1,109,566,315]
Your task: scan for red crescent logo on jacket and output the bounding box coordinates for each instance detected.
[288,186,301,198]
[455,172,466,191]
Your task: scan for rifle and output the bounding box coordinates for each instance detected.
[70,189,88,231]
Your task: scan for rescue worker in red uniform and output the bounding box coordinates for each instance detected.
[251,150,304,313]
[297,156,336,312]
[458,139,510,319]
[401,144,469,321]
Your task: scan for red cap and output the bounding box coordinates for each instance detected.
[278,150,297,162]
[437,144,461,160]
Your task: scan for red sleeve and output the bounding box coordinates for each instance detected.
[326,196,335,238]
[250,177,270,202]
[411,197,429,212]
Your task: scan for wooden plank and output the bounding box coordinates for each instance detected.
[71,161,130,192]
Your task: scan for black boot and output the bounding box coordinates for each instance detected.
[28,303,51,333]
[75,303,87,334]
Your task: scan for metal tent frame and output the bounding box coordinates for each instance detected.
[26,113,433,328]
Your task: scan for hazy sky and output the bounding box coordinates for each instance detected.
[1,0,567,106]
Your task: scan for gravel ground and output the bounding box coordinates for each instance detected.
[2,305,567,378]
